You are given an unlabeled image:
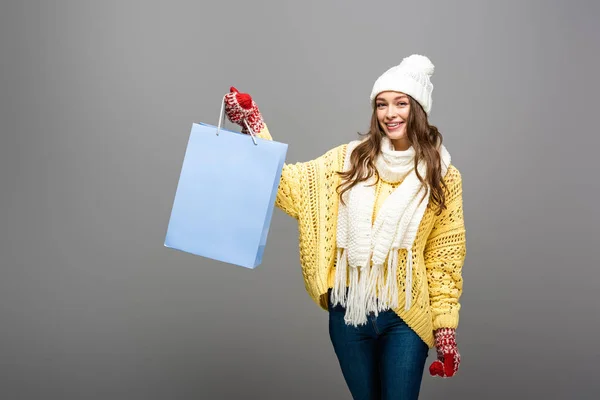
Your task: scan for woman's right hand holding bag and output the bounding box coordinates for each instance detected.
[224,86,266,136]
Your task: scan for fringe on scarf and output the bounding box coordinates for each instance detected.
[330,247,414,327]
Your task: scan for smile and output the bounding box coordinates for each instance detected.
[386,122,404,129]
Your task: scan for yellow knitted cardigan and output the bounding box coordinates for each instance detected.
[257,125,466,348]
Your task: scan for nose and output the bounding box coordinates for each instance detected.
[386,107,397,119]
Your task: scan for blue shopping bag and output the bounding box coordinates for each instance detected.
[164,102,288,268]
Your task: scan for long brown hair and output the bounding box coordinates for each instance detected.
[336,95,448,215]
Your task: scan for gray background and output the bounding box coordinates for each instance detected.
[1,0,598,399]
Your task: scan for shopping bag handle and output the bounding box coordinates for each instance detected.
[216,95,258,145]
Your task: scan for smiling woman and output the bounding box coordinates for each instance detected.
[375,92,411,150]
[223,54,466,399]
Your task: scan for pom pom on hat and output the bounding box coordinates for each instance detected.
[369,54,435,114]
[401,54,435,76]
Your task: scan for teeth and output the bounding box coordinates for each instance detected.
[388,123,399,127]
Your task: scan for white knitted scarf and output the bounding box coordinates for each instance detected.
[331,135,451,326]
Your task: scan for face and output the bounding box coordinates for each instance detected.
[375,91,411,150]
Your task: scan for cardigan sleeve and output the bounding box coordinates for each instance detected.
[423,166,467,330]
[276,161,310,220]
[254,123,342,220]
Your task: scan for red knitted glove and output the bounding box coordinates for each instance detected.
[429,328,461,378]
[224,86,265,135]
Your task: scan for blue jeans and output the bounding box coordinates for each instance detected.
[328,289,429,400]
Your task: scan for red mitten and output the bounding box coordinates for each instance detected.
[429,328,461,378]
[224,86,265,135]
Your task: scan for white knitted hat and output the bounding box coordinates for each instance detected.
[370,54,435,114]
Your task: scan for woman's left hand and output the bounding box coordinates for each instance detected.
[429,328,461,378]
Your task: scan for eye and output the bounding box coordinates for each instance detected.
[398,102,408,106]
[376,103,386,108]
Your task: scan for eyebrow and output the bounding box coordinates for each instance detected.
[376,95,408,102]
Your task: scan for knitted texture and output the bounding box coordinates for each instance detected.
[370,54,435,114]
[222,88,466,348]
[429,328,461,377]
[224,86,265,134]
[257,126,466,348]
[332,136,452,326]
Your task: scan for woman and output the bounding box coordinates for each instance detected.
[224,54,466,399]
